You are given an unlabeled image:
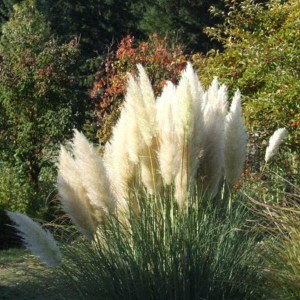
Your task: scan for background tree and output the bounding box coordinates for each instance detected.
[0,0,87,215]
[131,0,224,52]
[193,0,300,154]
[38,0,139,73]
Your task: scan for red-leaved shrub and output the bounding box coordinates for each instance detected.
[90,34,187,145]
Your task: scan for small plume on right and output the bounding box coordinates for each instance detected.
[265,128,288,163]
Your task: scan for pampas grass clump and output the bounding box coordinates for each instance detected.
[87,63,247,215]
[55,62,249,235]
[7,62,274,298]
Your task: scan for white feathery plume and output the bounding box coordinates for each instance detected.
[57,146,98,238]
[104,111,136,209]
[172,63,205,206]
[172,74,195,206]
[224,90,248,184]
[182,62,204,180]
[72,130,115,214]
[265,128,288,162]
[172,74,194,140]
[183,62,204,103]
[135,66,161,193]
[139,136,162,194]
[156,81,180,184]
[124,74,153,152]
[156,81,176,128]
[202,91,208,111]
[7,211,62,267]
[217,84,229,114]
[137,64,157,145]
[200,78,227,197]
[125,105,142,164]
[117,70,160,194]
[205,77,219,109]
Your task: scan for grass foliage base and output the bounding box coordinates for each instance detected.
[58,189,263,299]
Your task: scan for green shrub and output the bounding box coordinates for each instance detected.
[193,0,300,151]
[0,164,34,213]
[0,0,86,216]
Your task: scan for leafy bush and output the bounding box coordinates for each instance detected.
[0,164,35,213]
[90,34,187,146]
[193,0,300,152]
[0,0,87,216]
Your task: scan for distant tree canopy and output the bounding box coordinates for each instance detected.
[36,0,138,60]
[0,0,87,214]
[1,0,224,56]
[132,0,224,52]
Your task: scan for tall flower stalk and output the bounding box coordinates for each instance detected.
[224,90,248,185]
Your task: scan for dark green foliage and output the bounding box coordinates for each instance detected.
[0,0,86,215]
[58,190,263,299]
[132,0,224,52]
[42,0,137,61]
[0,0,21,27]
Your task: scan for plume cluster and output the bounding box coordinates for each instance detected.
[7,211,62,267]
[57,62,249,233]
[57,130,115,238]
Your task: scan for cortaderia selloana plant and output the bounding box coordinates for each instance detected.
[52,62,249,239]
[8,63,269,298]
[8,61,250,251]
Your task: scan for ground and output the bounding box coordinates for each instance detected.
[0,248,71,300]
